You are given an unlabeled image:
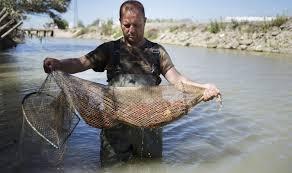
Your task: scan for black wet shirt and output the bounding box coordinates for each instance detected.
[85,38,174,83]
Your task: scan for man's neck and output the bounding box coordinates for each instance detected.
[124,38,146,48]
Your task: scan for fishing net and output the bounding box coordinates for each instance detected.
[21,71,205,149]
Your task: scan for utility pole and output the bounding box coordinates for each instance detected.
[74,0,78,28]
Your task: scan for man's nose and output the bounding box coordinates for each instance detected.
[129,25,135,33]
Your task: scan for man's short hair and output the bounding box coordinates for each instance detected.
[119,0,145,19]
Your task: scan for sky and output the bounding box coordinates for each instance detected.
[23,0,292,28]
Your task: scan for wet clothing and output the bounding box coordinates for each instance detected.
[85,38,174,84]
[85,38,174,166]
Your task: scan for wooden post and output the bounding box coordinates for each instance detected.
[0,21,23,39]
[0,19,14,32]
[0,12,9,23]
[22,29,54,38]
[0,8,7,17]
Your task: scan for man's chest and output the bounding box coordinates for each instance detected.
[114,47,159,74]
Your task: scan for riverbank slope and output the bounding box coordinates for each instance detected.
[54,17,292,54]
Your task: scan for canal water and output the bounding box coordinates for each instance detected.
[0,38,291,173]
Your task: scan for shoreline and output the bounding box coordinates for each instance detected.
[52,18,292,54]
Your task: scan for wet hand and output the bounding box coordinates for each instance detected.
[43,57,61,73]
[202,83,221,102]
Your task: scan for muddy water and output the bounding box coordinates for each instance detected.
[0,38,291,173]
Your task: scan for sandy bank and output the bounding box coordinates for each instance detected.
[53,18,292,54]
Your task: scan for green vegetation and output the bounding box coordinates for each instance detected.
[169,24,195,33]
[242,24,257,33]
[53,17,69,29]
[207,19,227,33]
[73,19,123,39]
[240,15,289,33]
[147,18,175,23]
[270,15,288,27]
[1,1,71,49]
[101,19,114,36]
[205,15,289,34]
[209,20,220,33]
[145,28,159,40]
[236,15,288,33]
[190,25,196,31]
[75,27,89,37]
[231,19,239,29]
[0,0,71,29]
[169,26,179,33]
[112,27,123,39]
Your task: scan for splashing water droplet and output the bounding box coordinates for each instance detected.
[216,94,223,111]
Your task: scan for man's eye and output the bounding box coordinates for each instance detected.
[124,24,130,28]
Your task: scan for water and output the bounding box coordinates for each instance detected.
[0,38,291,173]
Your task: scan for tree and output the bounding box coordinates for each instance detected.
[53,17,69,29]
[0,0,71,27]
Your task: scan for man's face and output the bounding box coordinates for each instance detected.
[120,10,146,45]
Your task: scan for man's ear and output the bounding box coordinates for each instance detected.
[144,17,147,24]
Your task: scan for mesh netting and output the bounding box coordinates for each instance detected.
[21,71,205,148]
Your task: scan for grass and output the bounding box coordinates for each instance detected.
[241,15,288,33]
[231,19,239,29]
[75,28,89,37]
[208,20,220,33]
[270,15,288,27]
[72,16,289,39]
[145,28,159,40]
[112,27,123,39]
[100,19,114,36]
[169,25,180,33]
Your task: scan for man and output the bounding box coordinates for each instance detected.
[43,0,220,166]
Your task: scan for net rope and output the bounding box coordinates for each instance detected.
[22,71,205,148]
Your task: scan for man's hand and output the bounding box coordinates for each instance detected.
[43,57,61,73]
[202,83,221,101]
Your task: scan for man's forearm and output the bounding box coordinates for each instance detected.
[165,67,206,89]
[171,74,206,95]
[164,67,220,101]
[59,56,91,74]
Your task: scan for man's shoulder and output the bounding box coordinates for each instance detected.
[145,39,161,48]
[103,38,121,45]
[145,39,167,55]
[99,38,122,50]
[145,39,167,53]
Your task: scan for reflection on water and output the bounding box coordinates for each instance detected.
[0,38,291,173]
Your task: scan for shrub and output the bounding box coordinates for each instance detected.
[209,20,220,33]
[169,26,179,33]
[270,15,288,27]
[75,27,89,37]
[244,24,257,33]
[53,18,68,29]
[190,25,196,31]
[260,20,270,32]
[101,19,113,36]
[145,28,159,40]
[231,19,239,29]
[112,27,123,39]
[257,15,288,32]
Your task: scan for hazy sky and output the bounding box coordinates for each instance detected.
[24,0,292,28]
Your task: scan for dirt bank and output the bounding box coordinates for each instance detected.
[54,18,292,54]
